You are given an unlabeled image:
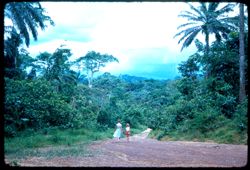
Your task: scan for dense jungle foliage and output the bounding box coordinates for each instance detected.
[4,33,248,144]
[4,2,248,145]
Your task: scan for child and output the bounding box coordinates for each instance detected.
[125,123,131,142]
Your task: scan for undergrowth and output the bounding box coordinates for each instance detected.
[4,125,146,161]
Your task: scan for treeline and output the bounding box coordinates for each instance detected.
[4,32,248,144]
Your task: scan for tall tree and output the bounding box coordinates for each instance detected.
[174,2,236,56]
[76,51,119,88]
[35,47,73,81]
[239,3,246,102]
[4,2,54,47]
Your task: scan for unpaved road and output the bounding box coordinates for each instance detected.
[5,128,248,167]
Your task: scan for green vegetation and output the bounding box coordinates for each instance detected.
[5,128,111,155]
[4,125,145,162]
[4,2,248,159]
[5,128,110,150]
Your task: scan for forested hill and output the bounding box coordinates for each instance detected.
[118,74,148,83]
[4,68,247,144]
[117,63,181,80]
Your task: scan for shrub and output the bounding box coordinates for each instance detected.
[4,78,78,136]
[187,105,231,135]
[233,98,248,131]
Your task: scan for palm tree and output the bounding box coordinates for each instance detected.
[174,2,236,56]
[4,2,54,47]
[4,28,22,69]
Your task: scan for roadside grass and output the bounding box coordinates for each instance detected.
[148,127,247,145]
[5,125,146,163]
[4,127,113,159]
[205,126,247,144]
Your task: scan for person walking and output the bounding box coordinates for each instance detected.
[113,119,123,141]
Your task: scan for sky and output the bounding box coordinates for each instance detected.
[8,2,238,79]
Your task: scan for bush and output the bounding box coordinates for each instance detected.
[233,98,248,131]
[4,78,79,136]
[189,107,223,133]
[122,106,144,128]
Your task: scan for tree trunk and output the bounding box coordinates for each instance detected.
[239,3,246,103]
[205,32,210,78]
[88,71,93,88]
[205,33,209,57]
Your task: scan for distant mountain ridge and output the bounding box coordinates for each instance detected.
[118,63,181,80]
[118,74,148,83]
[90,63,182,82]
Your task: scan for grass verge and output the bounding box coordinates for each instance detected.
[4,127,113,162]
[4,125,147,165]
[148,127,247,145]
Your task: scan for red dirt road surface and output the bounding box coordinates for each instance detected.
[5,128,248,167]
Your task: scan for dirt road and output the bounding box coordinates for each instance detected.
[6,128,248,167]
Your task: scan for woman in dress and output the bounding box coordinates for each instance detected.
[113,119,123,141]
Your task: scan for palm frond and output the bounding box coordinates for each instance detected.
[208,3,219,12]
[187,3,204,17]
[178,14,202,22]
[181,29,200,51]
[180,10,200,19]
[177,31,194,44]
[220,16,240,28]
[215,3,235,16]
[4,6,12,18]
[177,27,201,45]
[175,2,237,52]
[174,26,201,39]
[217,21,238,32]
[177,22,198,29]
[200,3,208,15]
[26,3,47,30]
[24,11,38,41]
[8,3,30,46]
[5,2,54,47]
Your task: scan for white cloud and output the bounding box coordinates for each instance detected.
[27,39,66,55]
[26,2,200,78]
[89,2,189,50]
[36,2,192,50]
